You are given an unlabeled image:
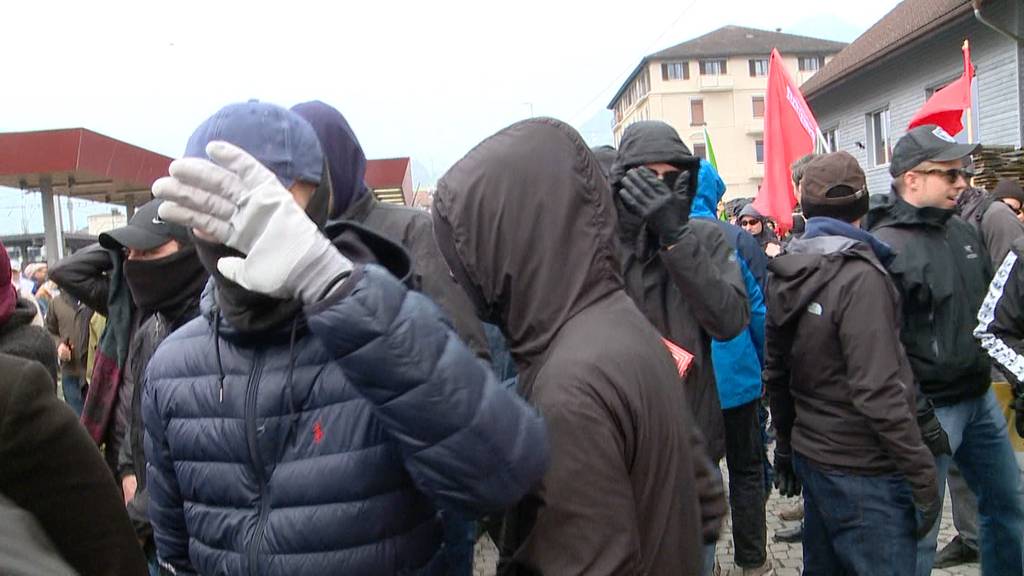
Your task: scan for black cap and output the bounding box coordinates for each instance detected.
[99,199,191,251]
[890,124,979,177]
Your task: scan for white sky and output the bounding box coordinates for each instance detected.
[0,0,901,234]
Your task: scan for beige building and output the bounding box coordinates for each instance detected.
[609,26,846,200]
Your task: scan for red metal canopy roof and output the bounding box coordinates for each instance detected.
[365,157,413,205]
[0,128,172,206]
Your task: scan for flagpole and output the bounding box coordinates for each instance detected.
[964,39,975,143]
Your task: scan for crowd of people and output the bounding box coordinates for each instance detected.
[1,99,1024,576]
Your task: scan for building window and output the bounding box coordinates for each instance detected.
[614,67,651,124]
[700,59,727,76]
[691,99,705,126]
[693,143,707,160]
[749,58,769,77]
[866,108,891,167]
[752,96,765,118]
[823,126,839,152]
[661,61,689,81]
[755,139,765,164]
[798,56,825,72]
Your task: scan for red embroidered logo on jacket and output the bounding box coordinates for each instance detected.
[313,421,324,444]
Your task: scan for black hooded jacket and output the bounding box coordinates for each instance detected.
[292,101,490,360]
[434,118,706,575]
[611,121,750,462]
[865,192,993,408]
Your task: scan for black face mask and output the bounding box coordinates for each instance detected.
[124,245,208,322]
[192,237,305,334]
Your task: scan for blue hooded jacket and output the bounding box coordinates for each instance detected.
[691,160,767,409]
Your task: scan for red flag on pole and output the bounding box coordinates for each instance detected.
[753,49,820,237]
[908,40,974,136]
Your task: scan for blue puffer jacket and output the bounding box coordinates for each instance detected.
[692,160,768,409]
[143,242,548,575]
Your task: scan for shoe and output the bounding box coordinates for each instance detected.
[741,560,775,576]
[934,535,979,568]
[778,502,804,522]
[773,523,803,543]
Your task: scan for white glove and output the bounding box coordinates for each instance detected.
[152,141,352,304]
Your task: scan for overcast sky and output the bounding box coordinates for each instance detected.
[1,0,902,234]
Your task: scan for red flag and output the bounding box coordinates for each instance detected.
[908,40,974,136]
[753,49,819,237]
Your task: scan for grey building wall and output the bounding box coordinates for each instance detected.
[806,0,1021,196]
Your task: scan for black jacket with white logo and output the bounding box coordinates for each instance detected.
[865,192,993,407]
[975,237,1024,396]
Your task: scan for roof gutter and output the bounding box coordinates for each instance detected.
[973,0,1022,44]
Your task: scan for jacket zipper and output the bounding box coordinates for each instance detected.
[245,352,267,576]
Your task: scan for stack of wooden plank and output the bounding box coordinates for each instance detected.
[973,145,1024,190]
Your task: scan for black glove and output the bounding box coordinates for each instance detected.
[619,166,693,247]
[915,498,941,540]
[1014,396,1024,439]
[695,461,727,545]
[918,414,952,457]
[773,448,801,498]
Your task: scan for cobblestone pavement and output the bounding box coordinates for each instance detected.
[472,471,980,576]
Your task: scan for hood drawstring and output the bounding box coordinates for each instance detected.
[214,308,226,403]
[285,318,301,444]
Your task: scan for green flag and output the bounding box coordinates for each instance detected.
[703,126,718,170]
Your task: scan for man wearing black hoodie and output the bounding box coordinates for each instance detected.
[434,118,710,575]
[765,152,938,574]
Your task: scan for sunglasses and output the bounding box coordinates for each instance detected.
[739,219,760,227]
[911,167,972,184]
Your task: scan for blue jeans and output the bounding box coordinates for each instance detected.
[796,452,917,575]
[916,390,1024,576]
[61,375,85,417]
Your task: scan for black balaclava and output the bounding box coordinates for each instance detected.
[124,244,208,322]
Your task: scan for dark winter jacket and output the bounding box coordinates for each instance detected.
[343,192,491,360]
[50,244,136,455]
[764,219,936,508]
[611,121,750,461]
[957,187,1024,266]
[975,237,1024,395]
[0,297,58,385]
[0,491,80,576]
[45,291,91,378]
[865,191,993,408]
[144,224,548,576]
[0,352,147,576]
[692,159,767,410]
[434,118,707,575]
[117,300,202,543]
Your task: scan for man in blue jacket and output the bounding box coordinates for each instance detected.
[691,160,770,575]
[145,101,548,575]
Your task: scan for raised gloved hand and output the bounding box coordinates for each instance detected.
[915,497,941,540]
[152,141,352,305]
[619,166,694,247]
[918,414,952,457]
[773,448,801,498]
[1014,396,1024,439]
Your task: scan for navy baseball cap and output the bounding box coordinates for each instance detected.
[184,100,324,188]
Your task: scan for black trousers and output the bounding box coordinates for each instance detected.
[724,399,768,567]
